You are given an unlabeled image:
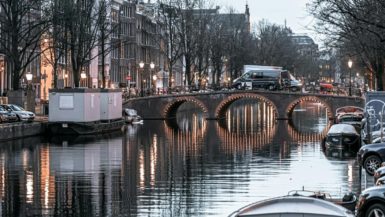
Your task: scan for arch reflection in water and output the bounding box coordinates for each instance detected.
[217,99,277,154]
[224,99,276,133]
[163,102,207,156]
[291,101,330,134]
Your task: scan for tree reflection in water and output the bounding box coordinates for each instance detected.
[0,99,364,217]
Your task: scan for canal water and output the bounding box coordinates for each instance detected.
[0,100,372,216]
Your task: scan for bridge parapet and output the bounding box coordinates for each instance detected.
[123,90,364,120]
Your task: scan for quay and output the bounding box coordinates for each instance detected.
[0,116,47,142]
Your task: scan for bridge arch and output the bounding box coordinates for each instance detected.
[286,96,333,120]
[215,93,278,119]
[163,97,209,119]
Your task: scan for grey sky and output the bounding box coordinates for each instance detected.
[214,0,315,36]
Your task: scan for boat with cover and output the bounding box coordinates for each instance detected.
[323,124,360,151]
[123,108,143,124]
[229,195,355,217]
[335,106,364,130]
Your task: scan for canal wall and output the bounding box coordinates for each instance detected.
[0,122,45,141]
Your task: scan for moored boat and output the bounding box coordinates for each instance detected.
[323,124,360,151]
[229,195,355,217]
[335,106,364,131]
[124,108,143,124]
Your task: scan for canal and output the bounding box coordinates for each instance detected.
[0,100,373,216]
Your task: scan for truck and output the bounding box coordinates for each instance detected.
[231,65,302,91]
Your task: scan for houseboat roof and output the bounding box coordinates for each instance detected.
[229,196,354,217]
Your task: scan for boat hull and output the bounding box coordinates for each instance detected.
[48,120,125,135]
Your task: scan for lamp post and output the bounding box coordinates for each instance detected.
[26,72,33,85]
[81,70,87,88]
[150,62,155,94]
[25,72,33,112]
[64,71,68,87]
[227,77,231,88]
[348,59,353,96]
[139,61,144,96]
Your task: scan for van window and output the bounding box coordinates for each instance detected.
[281,71,289,79]
[263,71,280,78]
[251,71,263,79]
[242,72,251,79]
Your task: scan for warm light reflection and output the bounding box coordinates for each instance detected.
[22,150,29,169]
[26,170,33,204]
[40,146,55,211]
[163,102,207,157]
[139,149,145,191]
[0,153,4,200]
[150,134,158,187]
[219,100,277,154]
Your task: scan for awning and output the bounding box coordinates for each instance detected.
[320,83,333,89]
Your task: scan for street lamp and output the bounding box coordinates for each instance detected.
[64,71,68,87]
[81,71,87,88]
[152,74,158,94]
[139,61,144,96]
[25,72,33,112]
[26,72,33,83]
[26,71,33,93]
[227,77,231,88]
[348,59,353,96]
[150,62,155,94]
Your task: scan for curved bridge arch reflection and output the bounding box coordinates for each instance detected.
[163,97,209,119]
[286,96,333,120]
[287,120,330,143]
[215,93,278,119]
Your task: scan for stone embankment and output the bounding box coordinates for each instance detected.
[0,116,48,141]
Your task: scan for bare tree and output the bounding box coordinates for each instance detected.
[0,0,48,90]
[158,0,183,89]
[309,0,385,89]
[55,0,102,88]
[41,0,67,88]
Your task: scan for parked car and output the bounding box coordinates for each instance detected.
[0,104,35,122]
[357,143,385,175]
[0,106,18,123]
[355,185,385,217]
[376,176,385,186]
[374,163,385,183]
[371,137,385,144]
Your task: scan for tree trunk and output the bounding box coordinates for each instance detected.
[53,62,58,88]
[101,38,105,89]
[168,64,173,89]
[185,55,192,86]
[12,64,21,90]
[73,64,80,88]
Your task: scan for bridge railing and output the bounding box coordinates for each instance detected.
[122,85,363,100]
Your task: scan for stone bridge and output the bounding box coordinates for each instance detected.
[123,90,364,120]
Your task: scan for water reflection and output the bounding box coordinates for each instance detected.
[291,101,330,133]
[0,101,366,217]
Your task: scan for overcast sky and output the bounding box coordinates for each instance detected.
[214,0,317,39]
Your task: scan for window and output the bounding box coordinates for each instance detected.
[263,71,280,79]
[251,71,263,79]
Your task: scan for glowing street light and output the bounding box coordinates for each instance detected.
[139,61,145,69]
[80,71,87,79]
[150,62,155,94]
[348,59,353,96]
[139,61,145,96]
